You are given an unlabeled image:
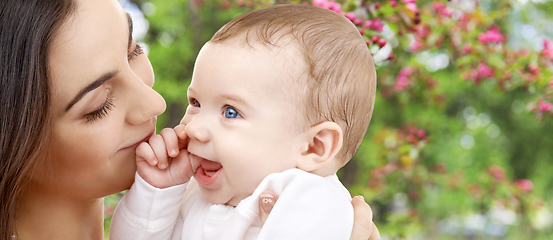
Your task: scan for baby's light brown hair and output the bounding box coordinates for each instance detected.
[210,4,377,166]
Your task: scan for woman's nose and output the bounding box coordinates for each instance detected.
[125,74,166,125]
[185,113,211,143]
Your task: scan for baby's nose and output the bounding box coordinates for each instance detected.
[185,115,211,143]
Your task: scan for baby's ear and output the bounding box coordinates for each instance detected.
[298,122,343,174]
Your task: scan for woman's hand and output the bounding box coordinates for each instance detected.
[350,196,380,240]
[258,192,381,240]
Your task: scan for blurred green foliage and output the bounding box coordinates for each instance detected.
[104,0,553,239]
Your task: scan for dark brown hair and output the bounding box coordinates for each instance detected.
[0,0,75,238]
[211,4,377,164]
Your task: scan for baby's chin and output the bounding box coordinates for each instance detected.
[199,188,249,207]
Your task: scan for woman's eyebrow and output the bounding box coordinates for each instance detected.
[65,70,119,112]
[127,13,133,52]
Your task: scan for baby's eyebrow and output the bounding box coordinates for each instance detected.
[220,93,248,106]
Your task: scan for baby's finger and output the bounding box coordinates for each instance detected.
[174,124,188,149]
[148,134,169,169]
[136,142,157,166]
[168,149,194,185]
[160,128,179,158]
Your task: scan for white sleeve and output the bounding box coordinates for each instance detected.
[109,172,187,240]
[255,169,354,240]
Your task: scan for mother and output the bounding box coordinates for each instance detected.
[0,0,379,239]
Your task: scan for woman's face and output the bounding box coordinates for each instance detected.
[43,0,166,200]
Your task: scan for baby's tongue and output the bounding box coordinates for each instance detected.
[201,159,222,176]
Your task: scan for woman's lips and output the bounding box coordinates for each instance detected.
[119,132,154,151]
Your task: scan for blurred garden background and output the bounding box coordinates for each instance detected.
[105,0,553,239]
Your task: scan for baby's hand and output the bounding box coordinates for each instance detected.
[135,125,193,188]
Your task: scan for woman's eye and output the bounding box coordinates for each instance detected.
[224,106,241,119]
[85,93,115,123]
[128,43,144,61]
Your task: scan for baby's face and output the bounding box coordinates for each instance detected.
[182,40,307,206]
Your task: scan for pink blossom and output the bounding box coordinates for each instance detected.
[433,1,445,11]
[394,67,414,91]
[415,25,431,38]
[312,0,342,13]
[459,13,467,23]
[528,64,539,75]
[365,18,384,32]
[364,20,372,29]
[390,0,397,7]
[477,62,494,78]
[515,179,534,193]
[488,165,505,181]
[395,76,410,91]
[433,2,452,17]
[478,27,505,44]
[410,38,424,52]
[462,44,472,54]
[398,67,414,77]
[378,38,387,48]
[344,12,356,21]
[371,35,380,43]
[471,62,494,83]
[438,7,453,17]
[384,162,398,173]
[549,79,553,89]
[542,38,553,60]
[311,0,327,7]
[359,28,365,35]
[406,3,418,13]
[520,48,530,57]
[401,0,417,3]
[329,2,342,13]
[539,101,553,112]
[417,129,426,138]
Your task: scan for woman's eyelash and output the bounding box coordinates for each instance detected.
[85,93,115,122]
[127,43,144,61]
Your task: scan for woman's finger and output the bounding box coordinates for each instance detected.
[368,222,381,240]
[350,195,380,240]
[258,191,278,226]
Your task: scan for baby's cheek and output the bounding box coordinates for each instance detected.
[180,108,194,124]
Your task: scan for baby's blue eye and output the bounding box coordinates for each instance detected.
[191,99,200,108]
[224,107,241,119]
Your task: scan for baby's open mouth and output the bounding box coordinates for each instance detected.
[198,159,222,176]
[192,155,222,187]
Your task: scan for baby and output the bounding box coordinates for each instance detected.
[110,4,376,240]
